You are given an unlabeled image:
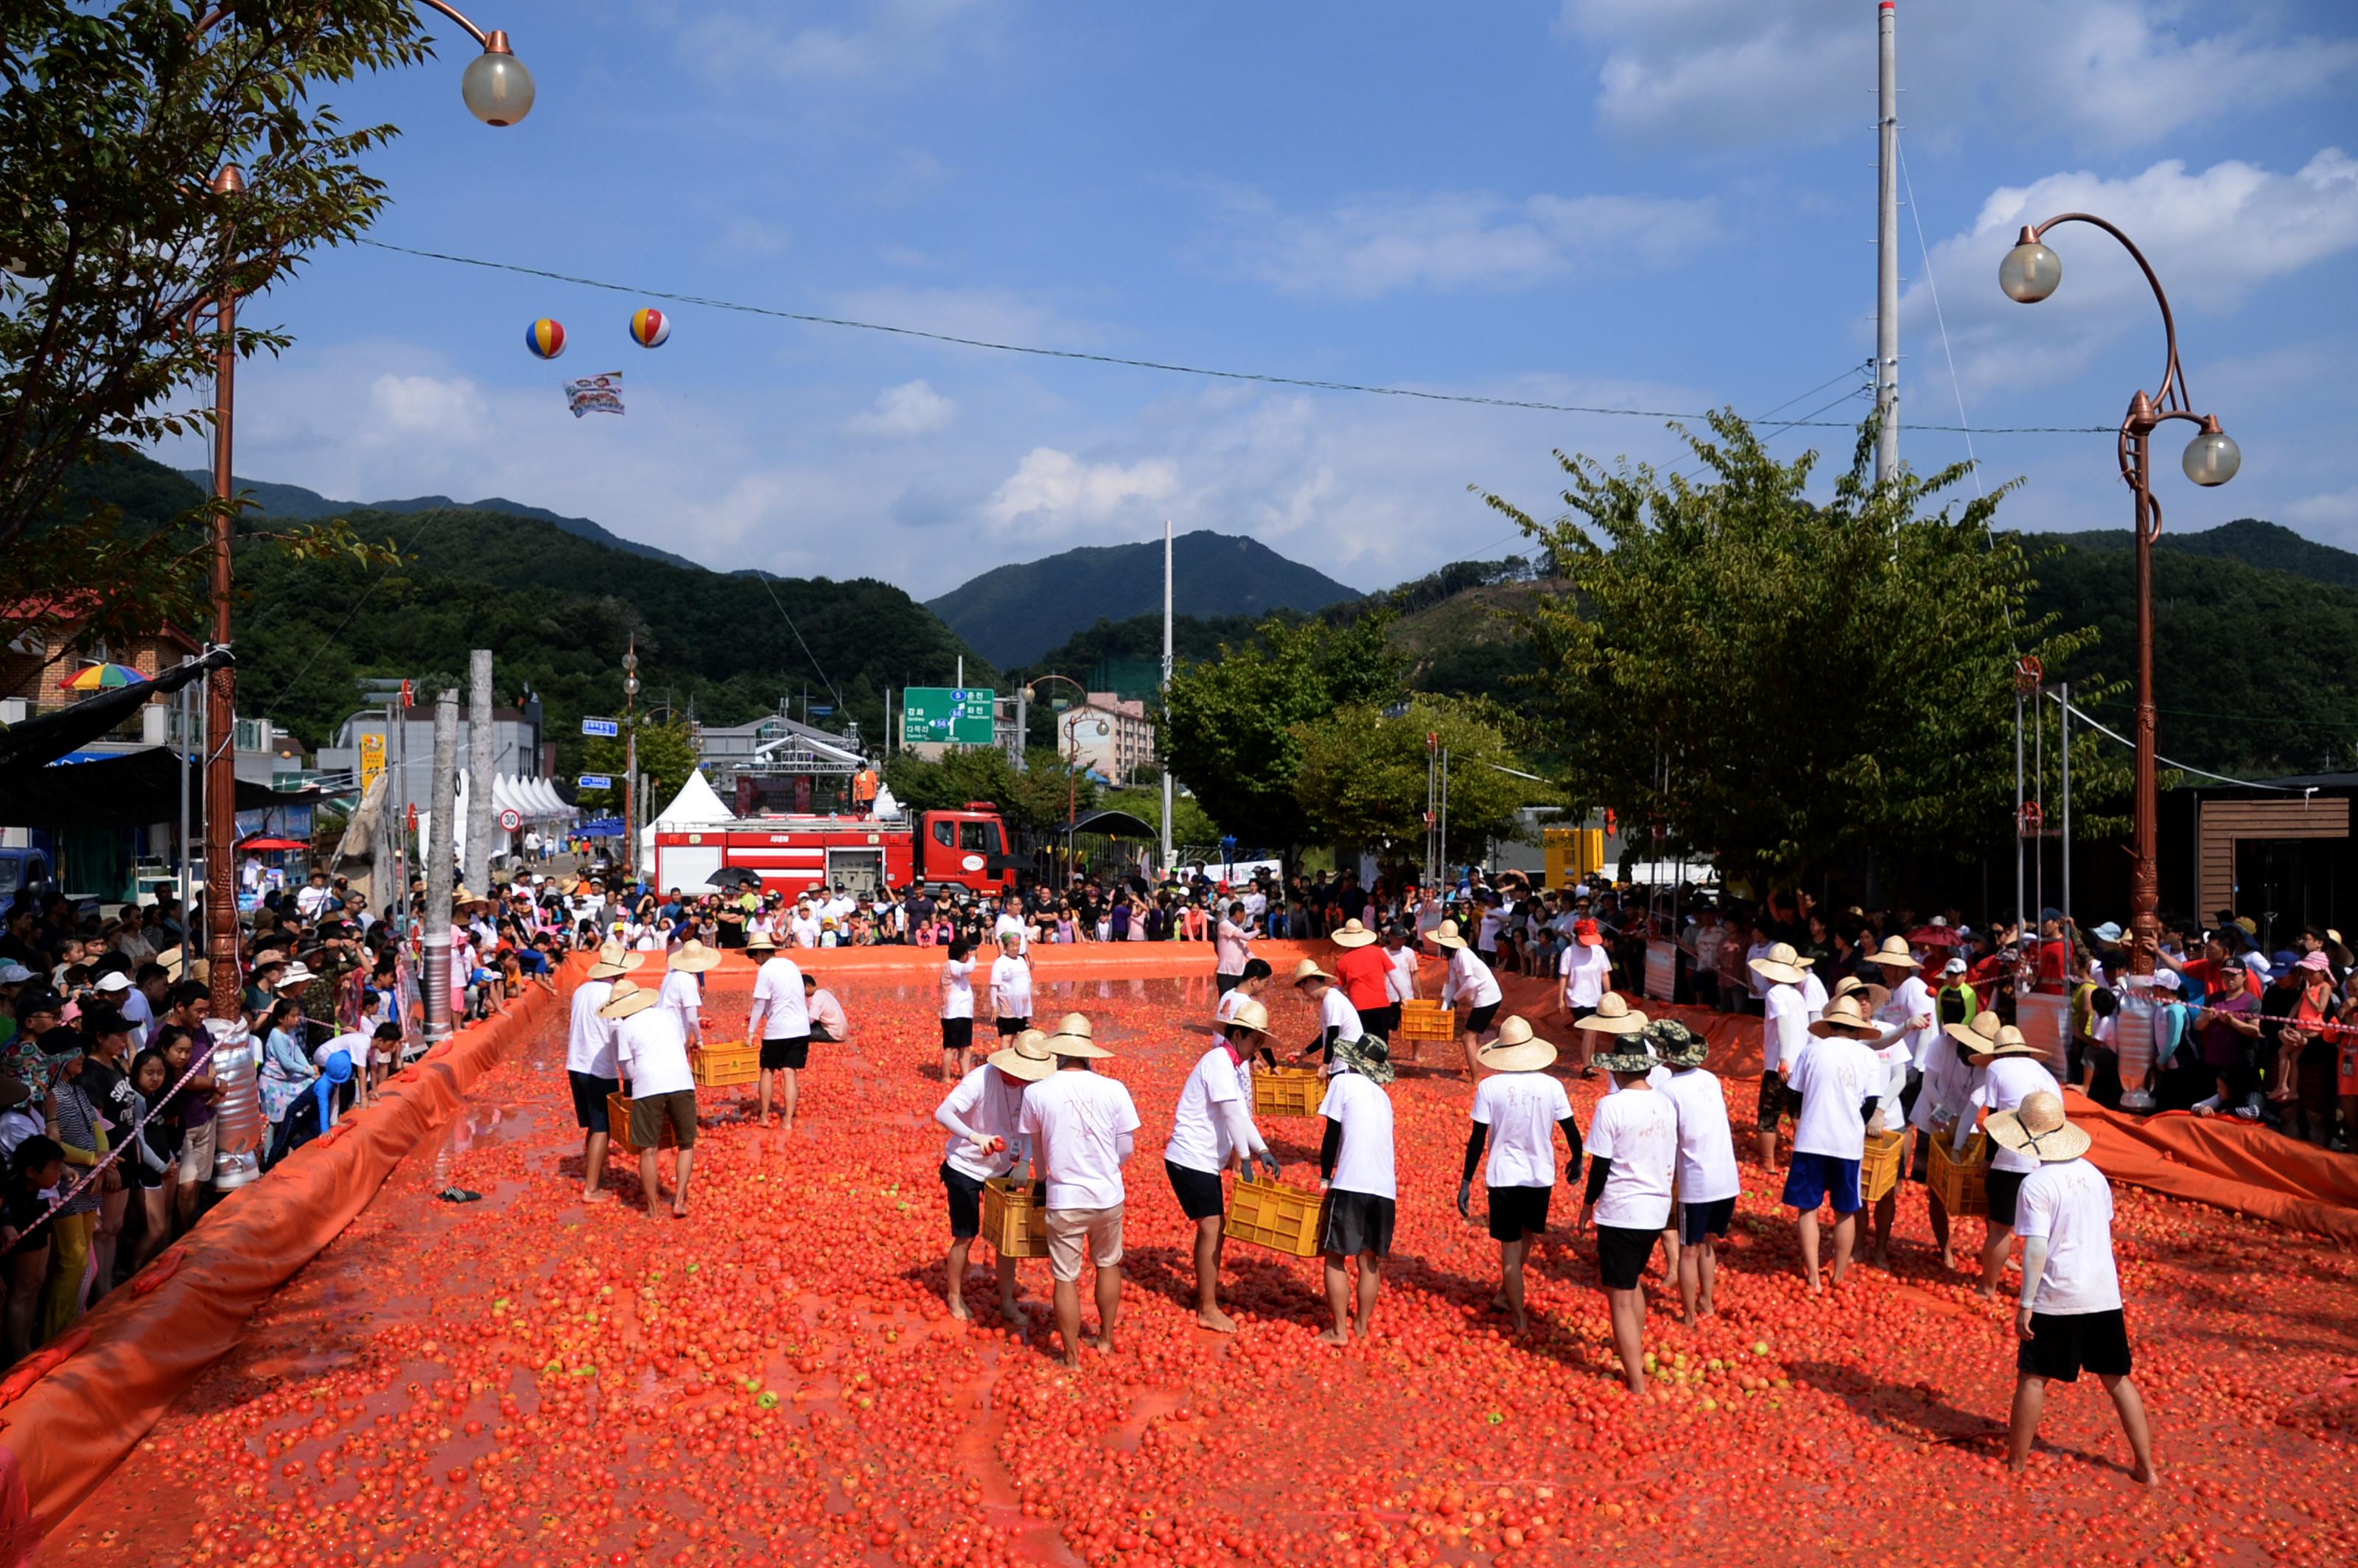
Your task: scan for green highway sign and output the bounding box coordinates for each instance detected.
[901,686,996,746]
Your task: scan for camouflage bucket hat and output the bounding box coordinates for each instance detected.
[1643,1018,1708,1069]
[1331,1034,1396,1087]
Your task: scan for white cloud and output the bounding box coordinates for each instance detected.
[365,373,489,441]
[983,449,1180,540]
[1559,0,2358,151]
[1197,184,1719,300]
[2287,486,2358,529]
[844,379,957,438]
[677,0,991,83]
[711,217,790,260]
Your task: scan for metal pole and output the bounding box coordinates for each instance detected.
[2059,679,2072,926]
[1438,748,1449,886]
[2014,690,2025,926]
[2034,688,2045,925]
[1161,517,1175,872]
[424,690,458,1043]
[203,267,243,1020]
[465,648,494,894]
[2128,412,2161,972]
[1874,0,1900,483]
[1013,684,1026,771]
[176,679,192,919]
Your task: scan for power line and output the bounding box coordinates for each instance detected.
[254,505,452,722]
[357,238,2112,435]
[1897,133,1981,497]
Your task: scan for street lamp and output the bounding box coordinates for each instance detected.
[1998,214,2238,979]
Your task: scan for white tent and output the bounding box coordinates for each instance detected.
[639,769,734,856]
[871,782,902,822]
[534,777,573,819]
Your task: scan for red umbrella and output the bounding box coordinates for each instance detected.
[238,836,308,851]
[1907,923,1965,949]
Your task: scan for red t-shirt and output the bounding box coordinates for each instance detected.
[1334,944,1393,1012]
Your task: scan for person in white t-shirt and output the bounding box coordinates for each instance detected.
[1213,903,1253,993]
[1381,925,1418,1009]
[991,903,1028,958]
[934,1027,1054,1324]
[1289,958,1361,1068]
[988,931,1032,1039]
[1920,1010,1998,1270]
[661,940,719,1050]
[1164,997,1281,1333]
[1432,921,1502,1076]
[604,981,697,1219]
[1211,959,1274,1049]
[937,938,978,1081]
[1749,943,1813,1169]
[1990,1091,2157,1483]
[788,900,822,949]
[564,943,634,1201]
[744,931,810,1131]
[1016,1014,1141,1369]
[1785,999,1883,1292]
[1956,1027,2063,1301]
[1643,1021,1741,1323]
[1315,1034,1397,1345]
[1558,919,1614,1074]
[1456,1018,1580,1335]
[1578,1032,1679,1395]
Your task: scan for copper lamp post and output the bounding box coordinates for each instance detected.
[1999,216,2239,977]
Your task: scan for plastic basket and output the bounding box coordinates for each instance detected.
[1927,1130,1989,1217]
[1225,1173,1331,1259]
[608,1091,677,1158]
[980,1176,1048,1259]
[1252,1067,1325,1119]
[1861,1130,1906,1203]
[1399,1001,1458,1041]
[692,1040,760,1088]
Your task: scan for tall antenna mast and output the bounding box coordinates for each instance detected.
[1875,0,1900,483]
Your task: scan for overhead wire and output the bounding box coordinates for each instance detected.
[1896,132,1981,496]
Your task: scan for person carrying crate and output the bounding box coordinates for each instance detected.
[1578,1031,1677,1395]
[1785,998,1883,1293]
[1164,997,1282,1333]
[1645,1021,1742,1325]
[1455,1016,1582,1336]
[1315,1034,1396,1346]
[1954,1023,2062,1300]
[1018,1014,1141,1369]
[933,1028,1054,1324]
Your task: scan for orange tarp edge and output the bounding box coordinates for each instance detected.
[0,983,560,1538]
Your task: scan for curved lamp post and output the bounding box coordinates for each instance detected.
[198,4,531,1018]
[1999,215,2238,979]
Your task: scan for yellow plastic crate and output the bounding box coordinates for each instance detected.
[1399,1000,1458,1041]
[980,1176,1048,1259]
[692,1039,759,1088]
[607,1091,677,1158]
[1226,1173,1331,1258]
[1861,1130,1906,1203]
[1252,1066,1325,1119]
[1927,1130,1989,1217]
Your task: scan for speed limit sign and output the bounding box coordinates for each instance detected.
[498,807,521,832]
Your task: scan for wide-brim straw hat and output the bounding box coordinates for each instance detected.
[1291,956,1336,986]
[1331,918,1377,949]
[1944,1010,2004,1054]
[1222,995,1275,1039]
[451,886,491,911]
[1046,1010,1112,1059]
[1809,995,1886,1037]
[1477,1015,1558,1073]
[588,939,639,980]
[1644,1019,1709,1069]
[1332,1034,1396,1087]
[1429,920,1469,951]
[668,939,722,973]
[1747,942,1809,987]
[597,979,659,1021]
[1576,993,1648,1036]
[1986,1090,2092,1162]
[1969,1023,2045,1063]
[987,1028,1057,1084]
[1864,936,1921,970]
[1830,975,1892,1014]
[745,930,777,951]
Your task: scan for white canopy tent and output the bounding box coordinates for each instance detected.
[638,769,734,858]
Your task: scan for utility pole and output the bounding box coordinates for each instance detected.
[465,648,494,894]
[2059,681,2073,925]
[424,690,458,1043]
[1160,517,1175,872]
[1874,0,1900,484]
[623,640,640,883]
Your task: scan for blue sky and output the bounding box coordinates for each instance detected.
[160,0,2358,598]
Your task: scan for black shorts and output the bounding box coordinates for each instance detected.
[1216,971,1242,995]
[1463,1001,1501,1036]
[1678,1194,1736,1245]
[1165,1160,1225,1222]
[569,1070,620,1133]
[1487,1183,1551,1242]
[1756,1068,1787,1129]
[995,1016,1029,1037]
[1320,1190,1395,1258]
[941,1017,975,1053]
[940,1162,986,1240]
[1985,1167,2029,1228]
[760,1035,810,1071]
[1358,1004,1400,1040]
[1596,1223,1660,1290]
[2018,1307,2132,1383]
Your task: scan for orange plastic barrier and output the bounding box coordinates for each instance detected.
[2068,1097,2358,1247]
[0,984,559,1539]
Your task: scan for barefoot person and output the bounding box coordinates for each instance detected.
[1785,995,1882,1293]
[1165,997,1281,1332]
[1017,1014,1140,1369]
[1648,1021,1739,1323]
[1995,1091,2158,1483]
[1290,957,1362,1066]
[1920,1009,1998,1270]
[1315,1034,1397,1345]
[662,939,720,1049]
[602,980,697,1219]
[744,931,809,1131]
[938,938,977,1080]
[1558,917,1614,1076]
[1432,920,1503,1076]
[989,931,1033,1041]
[1578,1031,1677,1396]
[934,1027,1054,1323]
[564,942,635,1202]
[1456,1016,1581,1334]
[1956,1023,2063,1300]
[1749,942,1813,1169]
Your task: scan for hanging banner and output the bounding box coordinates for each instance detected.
[563,371,625,419]
[1645,939,1679,1004]
[2016,992,2071,1077]
[358,733,385,791]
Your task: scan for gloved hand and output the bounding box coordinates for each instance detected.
[1255,1148,1281,1180]
[1456,1179,1472,1219]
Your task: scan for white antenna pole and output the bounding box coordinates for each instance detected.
[1875,0,1900,483]
[1160,518,1175,869]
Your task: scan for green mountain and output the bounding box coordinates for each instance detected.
[2043,517,2358,589]
[926,529,1362,667]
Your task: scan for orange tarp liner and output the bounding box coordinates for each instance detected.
[0,984,559,1538]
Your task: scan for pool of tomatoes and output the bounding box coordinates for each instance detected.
[55,973,2358,1568]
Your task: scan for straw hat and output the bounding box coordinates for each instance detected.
[1864,936,1921,970]
[559,877,581,895]
[1291,956,1336,987]
[1808,995,1886,1038]
[158,946,211,984]
[1591,1033,1659,1075]
[1943,1009,2004,1055]
[1747,942,1810,986]
[987,1027,1057,1084]
[1830,974,1892,1014]
[1476,1015,1558,1073]
[668,939,722,973]
[1330,918,1377,949]
[1985,1090,2091,1163]
[745,929,777,952]
[1644,1019,1709,1069]
[451,886,491,911]
[1332,1033,1396,1087]
[1222,995,1275,1039]
[587,940,637,981]
[275,963,318,988]
[1967,1023,2044,1063]
[597,979,659,1021]
[1429,919,1469,951]
[1576,993,1649,1036]
[1044,1011,1112,1059]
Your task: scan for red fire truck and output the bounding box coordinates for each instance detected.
[650,803,1017,897]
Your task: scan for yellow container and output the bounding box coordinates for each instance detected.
[692,1039,760,1088]
[607,1091,677,1158]
[1226,1173,1331,1258]
[1399,1000,1458,1041]
[1927,1130,1989,1217]
[1252,1067,1325,1119]
[980,1176,1049,1259]
[1861,1130,1906,1203]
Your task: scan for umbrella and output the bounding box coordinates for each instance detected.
[1906,924,1965,949]
[60,662,146,691]
[239,836,309,851]
[708,866,763,889]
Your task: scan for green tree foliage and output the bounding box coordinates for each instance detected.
[578,721,699,814]
[2,1,430,655]
[1486,413,2128,883]
[883,749,1097,836]
[1292,696,1554,858]
[1161,615,1408,849]
[1099,785,1220,847]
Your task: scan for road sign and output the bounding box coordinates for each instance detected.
[358,733,385,791]
[900,686,996,746]
[582,716,620,738]
[578,773,613,790]
[808,704,834,716]
[497,807,521,833]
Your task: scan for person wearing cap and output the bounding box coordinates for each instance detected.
[1954,1021,2063,1296]
[567,944,635,1201]
[1016,1014,1141,1368]
[1432,920,1502,1077]
[1456,1018,1579,1334]
[604,980,699,1219]
[1993,1091,2158,1482]
[1313,1032,1397,1345]
[1290,957,1363,1067]
[934,1027,1052,1323]
[989,930,1033,1042]
[662,939,719,1051]
[1331,920,1393,1043]
[744,931,810,1132]
[1578,1029,1676,1393]
[1380,923,1418,1016]
[1642,1021,1740,1323]
[2273,950,2340,1147]
[2186,953,2265,1121]
[1783,996,1885,1292]
[1166,996,1281,1333]
[1748,942,1813,1170]
[1557,918,1614,1076]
